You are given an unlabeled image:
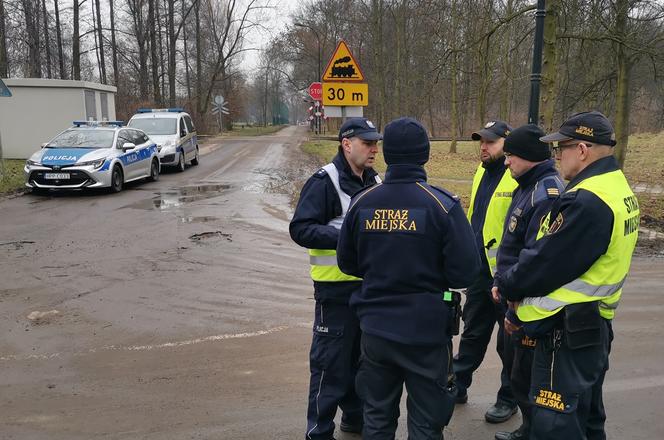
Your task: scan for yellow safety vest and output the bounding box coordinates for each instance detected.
[467,164,517,275]
[517,169,639,321]
[309,163,380,282]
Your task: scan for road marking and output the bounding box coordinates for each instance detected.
[0,325,292,362]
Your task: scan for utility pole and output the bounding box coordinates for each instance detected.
[528,0,546,125]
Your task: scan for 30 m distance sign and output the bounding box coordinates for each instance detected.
[322,83,368,106]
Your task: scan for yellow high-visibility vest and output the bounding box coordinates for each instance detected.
[309,163,380,282]
[467,164,517,275]
[517,169,639,321]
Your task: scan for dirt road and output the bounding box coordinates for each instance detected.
[1,126,662,439]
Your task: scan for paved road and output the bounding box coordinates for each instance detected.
[1,126,663,439]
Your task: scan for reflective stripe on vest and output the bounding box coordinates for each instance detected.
[308,163,380,282]
[467,164,517,275]
[517,169,639,322]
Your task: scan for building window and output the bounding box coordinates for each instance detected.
[85,90,97,120]
[100,93,109,120]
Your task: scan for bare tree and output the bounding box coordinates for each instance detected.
[0,0,8,77]
[94,0,106,83]
[110,0,119,84]
[54,0,66,79]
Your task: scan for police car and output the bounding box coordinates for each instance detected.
[24,121,160,193]
[127,108,199,171]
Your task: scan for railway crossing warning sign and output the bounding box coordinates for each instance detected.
[322,40,364,82]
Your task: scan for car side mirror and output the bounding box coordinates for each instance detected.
[122,142,136,151]
[180,130,187,138]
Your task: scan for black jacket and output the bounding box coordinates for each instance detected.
[337,164,480,346]
[290,151,379,302]
[495,156,617,302]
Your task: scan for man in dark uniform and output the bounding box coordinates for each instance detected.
[494,111,639,439]
[488,124,565,440]
[337,117,480,439]
[290,118,382,440]
[454,120,519,424]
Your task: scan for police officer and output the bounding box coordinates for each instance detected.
[453,120,519,423]
[488,124,565,440]
[494,111,639,439]
[337,117,480,439]
[290,118,382,440]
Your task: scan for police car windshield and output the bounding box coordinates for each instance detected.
[47,129,116,149]
[128,118,177,135]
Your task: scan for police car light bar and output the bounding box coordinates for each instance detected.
[137,108,185,113]
[72,120,124,127]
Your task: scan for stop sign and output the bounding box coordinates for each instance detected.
[308,82,322,101]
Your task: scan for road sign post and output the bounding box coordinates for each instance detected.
[212,95,229,132]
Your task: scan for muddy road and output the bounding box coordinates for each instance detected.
[1,126,663,439]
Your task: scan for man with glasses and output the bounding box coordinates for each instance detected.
[493,111,639,439]
[454,120,519,424]
[490,124,564,440]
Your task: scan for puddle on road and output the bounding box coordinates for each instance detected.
[125,184,230,210]
[189,231,232,242]
[179,216,219,224]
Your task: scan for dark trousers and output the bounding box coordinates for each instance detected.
[453,271,516,406]
[356,333,456,440]
[529,319,612,440]
[504,331,535,433]
[306,300,362,440]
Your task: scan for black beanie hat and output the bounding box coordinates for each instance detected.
[382,117,430,165]
[503,124,551,162]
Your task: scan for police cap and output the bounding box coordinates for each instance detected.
[471,120,512,141]
[338,118,382,142]
[540,111,617,147]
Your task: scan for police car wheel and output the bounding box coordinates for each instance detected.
[148,159,159,182]
[191,147,199,166]
[111,165,124,193]
[177,152,186,172]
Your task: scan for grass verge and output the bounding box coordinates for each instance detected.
[299,134,664,231]
[0,160,26,195]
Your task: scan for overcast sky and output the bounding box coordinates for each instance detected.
[241,0,300,73]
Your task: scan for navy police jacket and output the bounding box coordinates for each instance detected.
[290,151,380,302]
[495,160,564,324]
[337,164,480,346]
[495,156,617,301]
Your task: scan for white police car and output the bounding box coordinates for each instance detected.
[24,121,160,193]
[127,108,199,171]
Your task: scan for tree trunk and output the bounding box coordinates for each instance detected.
[149,0,161,104]
[182,0,191,100]
[73,0,80,79]
[41,0,52,78]
[0,0,8,77]
[94,0,106,83]
[613,0,630,168]
[371,0,385,129]
[158,0,166,102]
[24,0,42,77]
[450,52,459,153]
[54,0,66,79]
[540,0,558,132]
[109,0,118,85]
[195,0,201,114]
[167,0,176,106]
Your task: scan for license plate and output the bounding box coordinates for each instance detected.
[44,173,70,180]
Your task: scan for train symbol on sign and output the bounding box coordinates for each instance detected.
[331,57,356,78]
[322,40,365,82]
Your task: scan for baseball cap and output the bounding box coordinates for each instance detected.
[338,118,382,141]
[471,120,513,141]
[540,111,617,146]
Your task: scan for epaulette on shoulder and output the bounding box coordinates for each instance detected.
[426,184,461,212]
[533,176,563,204]
[313,168,328,179]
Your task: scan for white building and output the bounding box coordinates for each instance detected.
[0,78,117,159]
